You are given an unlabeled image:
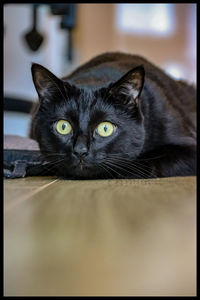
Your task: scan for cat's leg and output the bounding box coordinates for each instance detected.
[148,145,196,177]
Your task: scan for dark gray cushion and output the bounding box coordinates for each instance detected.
[4,135,52,178]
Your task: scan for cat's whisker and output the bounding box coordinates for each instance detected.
[136,155,165,161]
[116,160,155,178]
[41,153,66,159]
[98,162,115,179]
[104,160,138,179]
[45,157,66,167]
[105,155,154,173]
[105,159,152,179]
[105,155,154,174]
[41,150,66,155]
[40,158,66,175]
[104,160,147,179]
[107,152,165,161]
[101,162,124,178]
[132,162,157,178]
[41,162,64,175]
[40,162,59,176]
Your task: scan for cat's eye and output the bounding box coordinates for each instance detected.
[55,120,72,135]
[96,122,114,137]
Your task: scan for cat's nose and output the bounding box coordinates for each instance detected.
[73,148,88,158]
[73,137,88,158]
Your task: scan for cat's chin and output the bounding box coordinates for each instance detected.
[56,161,100,179]
[72,163,99,179]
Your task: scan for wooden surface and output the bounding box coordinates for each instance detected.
[4,176,196,296]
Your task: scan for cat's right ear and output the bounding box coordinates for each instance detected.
[108,65,145,107]
[31,63,67,101]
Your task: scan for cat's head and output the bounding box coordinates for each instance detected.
[31,63,145,179]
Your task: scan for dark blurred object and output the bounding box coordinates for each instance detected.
[4,97,34,114]
[5,3,76,61]
[3,135,50,179]
[50,4,76,61]
[24,4,44,51]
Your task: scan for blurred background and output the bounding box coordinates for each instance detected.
[4,3,196,138]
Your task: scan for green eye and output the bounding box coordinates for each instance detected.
[96,122,114,137]
[56,120,72,135]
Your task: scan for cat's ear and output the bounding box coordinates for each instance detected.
[108,66,145,106]
[31,63,67,101]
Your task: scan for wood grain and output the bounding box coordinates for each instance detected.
[4,176,196,296]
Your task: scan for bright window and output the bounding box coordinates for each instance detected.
[116,4,175,36]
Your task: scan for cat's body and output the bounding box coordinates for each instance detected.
[30,52,196,179]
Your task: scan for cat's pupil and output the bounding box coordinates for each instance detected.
[62,124,66,130]
[104,125,108,132]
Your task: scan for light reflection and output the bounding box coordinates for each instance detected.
[116,4,175,36]
[163,63,185,80]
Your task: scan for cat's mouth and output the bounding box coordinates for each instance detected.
[70,160,96,178]
[79,161,84,171]
[71,158,88,170]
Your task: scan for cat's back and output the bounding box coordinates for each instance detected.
[65,52,196,136]
[65,52,196,111]
[65,52,196,106]
[65,52,157,87]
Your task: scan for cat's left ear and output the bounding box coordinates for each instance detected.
[31,63,67,101]
[108,66,145,106]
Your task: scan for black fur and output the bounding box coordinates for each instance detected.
[30,52,196,179]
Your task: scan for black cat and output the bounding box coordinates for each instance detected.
[30,52,196,179]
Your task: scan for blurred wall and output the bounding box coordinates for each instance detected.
[3,3,196,138]
[4,4,76,101]
[4,3,196,101]
[74,3,196,84]
[4,4,77,137]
